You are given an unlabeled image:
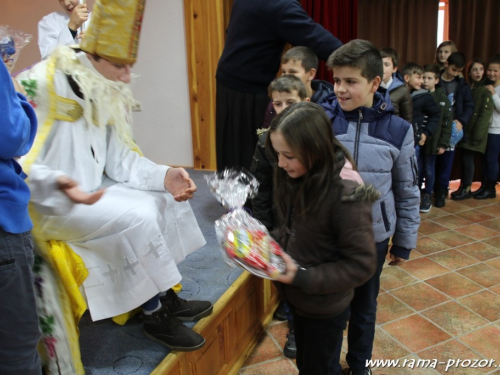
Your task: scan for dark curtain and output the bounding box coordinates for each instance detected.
[301,0,358,82]
[449,0,500,62]
[357,0,439,67]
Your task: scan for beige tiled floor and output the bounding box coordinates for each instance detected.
[239,182,500,374]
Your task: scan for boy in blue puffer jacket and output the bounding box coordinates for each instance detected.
[322,40,420,375]
[0,60,41,375]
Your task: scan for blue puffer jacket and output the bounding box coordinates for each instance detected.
[322,91,420,259]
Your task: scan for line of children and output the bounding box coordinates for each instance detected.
[419,64,453,211]
[452,58,494,200]
[475,55,500,199]
[379,47,413,123]
[262,46,334,128]
[401,62,441,212]
[434,52,474,207]
[322,39,420,375]
[268,101,377,375]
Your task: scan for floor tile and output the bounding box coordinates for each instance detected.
[418,340,492,374]
[458,290,500,321]
[400,258,450,280]
[380,266,419,291]
[457,197,496,208]
[490,284,500,296]
[429,231,476,248]
[419,220,449,235]
[383,315,451,352]
[241,332,283,366]
[422,207,449,219]
[372,355,440,374]
[238,358,298,375]
[457,263,500,287]
[455,210,494,223]
[376,293,414,324]
[432,215,472,229]
[438,202,471,214]
[267,321,288,349]
[425,272,483,298]
[421,301,488,336]
[372,328,410,360]
[428,249,478,270]
[409,250,423,259]
[486,257,500,270]
[479,217,500,232]
[455,224,499,240]
[478,204,500,217]
[456,242,500,261]
[416,236,451,255]
[391,282,449,311]
[460,325,500,361]
[482,235,500,249]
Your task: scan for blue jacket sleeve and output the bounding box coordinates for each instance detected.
[0,62,38,159]
[276,1,342,61]
[390,125,420,259]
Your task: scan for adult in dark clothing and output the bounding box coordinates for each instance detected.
[215,0,342,171]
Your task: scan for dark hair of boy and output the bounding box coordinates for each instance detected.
[380,47,399,68]
[447,52,466,69]
[423,64,441,79]
[488,54,500,66]
[268,75,307,100]
[326,39,383,81]
[282,46,319,72]
[402,62,424,77]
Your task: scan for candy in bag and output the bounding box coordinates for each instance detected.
[0,25,32,72]
[206,169,285,279]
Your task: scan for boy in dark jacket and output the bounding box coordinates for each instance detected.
[322,40,420,375]
[420,64,452,211]
[262,46,335,128]
[380,47,413,123]
[434,52,474,207]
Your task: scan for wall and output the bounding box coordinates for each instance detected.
[0,0,193,167]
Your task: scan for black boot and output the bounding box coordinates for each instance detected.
[474,181,497,200]
[472,179,487,197]
[160,289,213,321]
[143,305,205,351]
[451,185,472,200]
[283,329,296,358]
[434,188,447,208]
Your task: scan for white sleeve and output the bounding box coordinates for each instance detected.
[28,164,76,216]
[104,128,169,191]
[492,92,500,112]
[38,13,76,59]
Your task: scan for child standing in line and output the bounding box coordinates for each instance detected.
[474,55,500,199]
[38,0,90,59]
[434,40,458,71]
[322,40,420,375]
[268,101,377,375]
[451,58,493,200]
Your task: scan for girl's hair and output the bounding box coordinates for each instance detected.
[265,102,355,218]
[465,58,486,85]
[434,40,458,69]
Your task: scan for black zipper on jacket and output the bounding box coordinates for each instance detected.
[353,109,363,164]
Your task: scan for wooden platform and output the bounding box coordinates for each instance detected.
[152,272,279,375]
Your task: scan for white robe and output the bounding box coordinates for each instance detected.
[38,11,91,60]
[23,55,206,321]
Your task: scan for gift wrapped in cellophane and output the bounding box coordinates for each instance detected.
[206,169,285,280]
[0,25,32,72]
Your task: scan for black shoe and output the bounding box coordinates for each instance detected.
[474,181,497,200]
[343,368,372,375]
[472,182,486,197]
[143,305,205,351]
[451,185,472,200]
[160,289,213,321]
[434,189,447,208]
[419,193,432,212]
[283,329,296,358]
[274,302,287,321]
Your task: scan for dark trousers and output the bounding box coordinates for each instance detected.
[215,81,270,172]
[435,149,456,191]
[460,148,476,186]
[482,134,500,181]
[346,238,390,370]
[293,307,349,375]
[0,229,42,375]
[417,151,437,195]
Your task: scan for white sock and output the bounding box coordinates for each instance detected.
[158,291,167,297]
[142,300,162,315]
